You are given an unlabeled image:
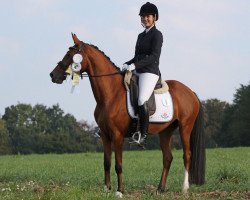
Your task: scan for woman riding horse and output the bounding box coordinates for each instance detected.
[123,2,163,146]
[49,2,205,197]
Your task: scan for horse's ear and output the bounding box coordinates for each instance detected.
[71,33,80,45]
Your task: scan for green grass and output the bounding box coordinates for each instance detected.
[0,147,249,199]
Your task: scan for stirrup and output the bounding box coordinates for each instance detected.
[129,131,141,145]
[129,132,146,149]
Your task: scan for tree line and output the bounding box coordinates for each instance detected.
[172,83,250,149]
[0,104,102,155]
[203,83,250,148]
[0,83,249,154]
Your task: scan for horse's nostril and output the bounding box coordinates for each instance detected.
[50,73,53,78]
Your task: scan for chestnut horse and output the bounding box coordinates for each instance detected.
[50,34,205,197]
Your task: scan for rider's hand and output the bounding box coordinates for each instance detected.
[122,64,128,71]
[127,64,135,71]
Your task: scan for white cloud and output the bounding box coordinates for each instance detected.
[0,36,20,70]
[161,0,236,13]
[17,0,60,15]
[67,25,96,43]
[0,36,20,53]
[13,0,66,24]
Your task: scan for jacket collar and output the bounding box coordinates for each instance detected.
[145,25,156,33]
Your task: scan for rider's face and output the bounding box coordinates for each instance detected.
[141,14,155,28]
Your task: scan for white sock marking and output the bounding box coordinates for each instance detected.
[115,191,123,198]
[183,169,189,193]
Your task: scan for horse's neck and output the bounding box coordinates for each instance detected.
[85,46,124,105]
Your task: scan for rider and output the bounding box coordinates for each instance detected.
[123,2,163,146]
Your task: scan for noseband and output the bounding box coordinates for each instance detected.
[58,61,69,71]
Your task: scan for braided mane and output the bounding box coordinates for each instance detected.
[88,44,121,71]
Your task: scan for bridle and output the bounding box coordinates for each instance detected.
[57,42,124,78]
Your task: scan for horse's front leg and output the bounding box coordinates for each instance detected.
[114,135,124,198]
[101,133,112,192]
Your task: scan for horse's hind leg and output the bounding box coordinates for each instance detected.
[179,122,195,193]
[101,133,112,192]
[157,123,177,193]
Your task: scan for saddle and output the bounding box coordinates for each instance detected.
[129,74,162,116]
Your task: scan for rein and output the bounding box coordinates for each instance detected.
[80,71,124,78]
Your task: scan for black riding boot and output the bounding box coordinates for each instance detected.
[138,101,149,145]
[130,118,139,136]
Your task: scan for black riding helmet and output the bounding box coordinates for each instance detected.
[139,2,159,21]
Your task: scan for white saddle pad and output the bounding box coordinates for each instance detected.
[126,91,174,123]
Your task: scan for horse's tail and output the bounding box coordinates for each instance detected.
[190,99,206,185]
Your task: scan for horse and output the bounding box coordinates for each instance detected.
[50,34,205,197]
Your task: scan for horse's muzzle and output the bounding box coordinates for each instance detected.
[50,72,64,84]
[50,72,54,79]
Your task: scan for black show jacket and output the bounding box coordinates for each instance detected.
[125,26,163,75]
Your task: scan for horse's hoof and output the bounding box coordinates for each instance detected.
[156,188,164,195]
[115,191,123,198]
[182,184,189,194]
[182,187,189,194]
[104,186,110,193]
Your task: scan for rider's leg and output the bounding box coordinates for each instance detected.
[138,101,149,144]
[137,72,159,145]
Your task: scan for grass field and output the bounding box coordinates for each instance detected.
[0,147,249,200]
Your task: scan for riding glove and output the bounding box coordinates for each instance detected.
[122,63,135,71]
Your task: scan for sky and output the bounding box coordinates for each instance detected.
[0,0,249,123]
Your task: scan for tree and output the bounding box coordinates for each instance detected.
[78,120,103,152]
[219,83,250,147]
[0,119,11,154]
[3,103,35,154]
[202,99,229,147]
[2,103,101,154]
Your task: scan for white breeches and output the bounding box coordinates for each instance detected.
[136,72,159,106]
